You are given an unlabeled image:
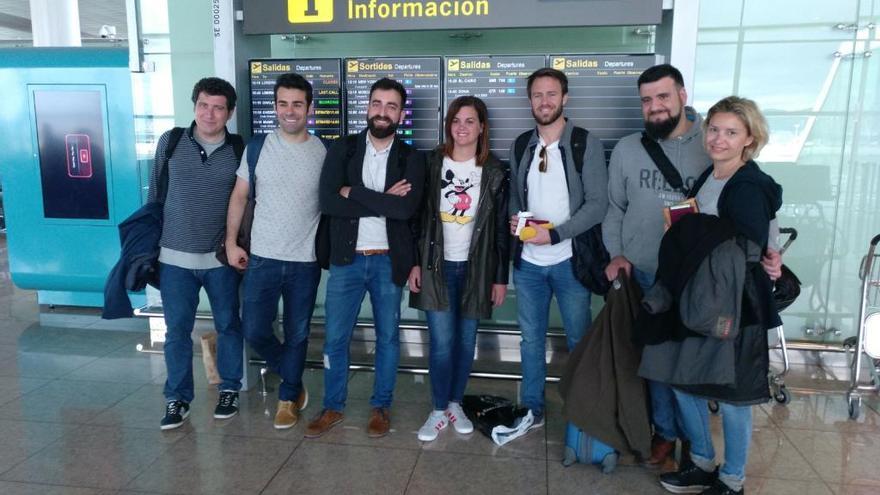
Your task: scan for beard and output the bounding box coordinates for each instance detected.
[644,110,682,140]
[532,104,564,126]
[367,116,399,139]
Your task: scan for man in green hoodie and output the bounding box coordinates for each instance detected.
[602,64,782,469]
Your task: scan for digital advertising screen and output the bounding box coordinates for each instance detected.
[444,55,545,162]
[249,58,343,141]
[344,57,442,151]
[33,89,109,220]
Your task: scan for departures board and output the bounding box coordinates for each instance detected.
[551,54,660,161]
[249,58,344,140]
[344,57,442,151]
[444,55,545,162]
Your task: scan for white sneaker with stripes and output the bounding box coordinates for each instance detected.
[417,410,448,442]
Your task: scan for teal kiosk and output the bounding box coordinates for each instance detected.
[0,48,142,308]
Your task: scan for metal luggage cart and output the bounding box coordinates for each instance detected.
[767,227,799,405]
[844,233,880,420]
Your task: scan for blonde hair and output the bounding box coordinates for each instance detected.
[703,96,769,162]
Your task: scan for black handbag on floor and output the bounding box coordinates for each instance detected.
[461,395,527,440]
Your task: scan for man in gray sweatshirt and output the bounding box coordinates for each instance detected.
[603,64,782,469]
[602,64,705,468]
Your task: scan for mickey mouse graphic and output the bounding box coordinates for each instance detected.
[440,168,480,225]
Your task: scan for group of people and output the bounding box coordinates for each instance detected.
[148,63,783,495]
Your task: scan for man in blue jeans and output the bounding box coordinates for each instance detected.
[149,77,245,430]
[305,78,425,439]
[602,64,782,468]
[508,68,608,428]
[225,73,327,429]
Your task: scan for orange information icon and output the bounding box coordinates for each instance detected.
[288,0,334,24]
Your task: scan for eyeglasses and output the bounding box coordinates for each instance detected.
[538,145,547,173]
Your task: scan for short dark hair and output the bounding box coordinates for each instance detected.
[274,72,313,107]
[527,68,568,97]
[443,96,491,166]
[637,64,685,89]
[191,77,237,112]
[369,77,407,107]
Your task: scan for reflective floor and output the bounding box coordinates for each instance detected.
[2,250,880,493]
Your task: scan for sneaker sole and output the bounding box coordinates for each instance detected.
[274,419,298,430]
[160,410,190,431]
[213,410,239,420]
[452,425,474,435]
[659,481,711,494]
[303,417,343,439]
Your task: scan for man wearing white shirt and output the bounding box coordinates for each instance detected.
[306,78,425,439]
[508,68,609,426]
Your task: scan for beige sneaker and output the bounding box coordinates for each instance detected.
[274,400,299,430]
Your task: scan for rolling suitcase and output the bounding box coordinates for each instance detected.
[563,421,618,474]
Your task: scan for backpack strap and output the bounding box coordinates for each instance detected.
[229,133,245,162]
[246,133,268,201]
[570,126,589,174]
[640,132,688,196]
[513,131,532,167]
[157,126,185,204]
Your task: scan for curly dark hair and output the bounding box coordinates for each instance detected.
[191,77,237,112]
[274,72,313,107]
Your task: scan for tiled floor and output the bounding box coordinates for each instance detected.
[1,243,880,494]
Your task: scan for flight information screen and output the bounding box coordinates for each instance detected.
[551,54,660,160]
[249,58,343,140]
[444,55,545,162]
[345,57,442,151]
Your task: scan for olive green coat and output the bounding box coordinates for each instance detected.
[409,148,510,319]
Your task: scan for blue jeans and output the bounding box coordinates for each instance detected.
[514,258,591,415]
[673,388,752,491]
[160,262,242,403]
[241,254,320,402]
[322,254,402,411]
[425,261,479,411]
[634,266,683,442]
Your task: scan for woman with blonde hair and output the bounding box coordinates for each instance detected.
[654,96,783,495]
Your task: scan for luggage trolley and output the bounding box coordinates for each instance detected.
[844,233,880,420]
[767,227,799,405]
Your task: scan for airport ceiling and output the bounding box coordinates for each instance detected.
[0,0,128,41]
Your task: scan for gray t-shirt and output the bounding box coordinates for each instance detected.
[237,131,327,262]
[695,173,780,250]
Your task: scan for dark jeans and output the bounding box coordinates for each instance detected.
[160,262,242,403]
[241,254,320,401]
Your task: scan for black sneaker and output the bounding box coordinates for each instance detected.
[214,391,239,419]
[700,479,743,495]
[659,461,718,494]
[160,400,190,430]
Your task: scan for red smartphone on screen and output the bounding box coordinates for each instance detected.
[65,133,93,178]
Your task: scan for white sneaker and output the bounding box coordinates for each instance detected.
[417,410,448,442]
[445,402,474,434]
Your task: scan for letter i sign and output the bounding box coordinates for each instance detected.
[289,0,334,23]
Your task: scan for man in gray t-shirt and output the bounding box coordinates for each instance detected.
[225,73,327,430]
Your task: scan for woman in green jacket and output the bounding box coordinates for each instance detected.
[408,96,511,442]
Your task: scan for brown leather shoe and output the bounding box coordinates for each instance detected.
[367,407,391,438]
[304,409,344,438]
[642,434,676,469]
[295,386,309,411]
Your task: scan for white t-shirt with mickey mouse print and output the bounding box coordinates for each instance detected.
[440,156,483,261]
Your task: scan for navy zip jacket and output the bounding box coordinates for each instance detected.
[102,202,163,319]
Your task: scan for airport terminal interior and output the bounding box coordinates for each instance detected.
[0,0,879,493]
